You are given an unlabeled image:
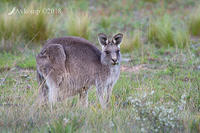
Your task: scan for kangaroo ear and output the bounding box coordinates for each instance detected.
[41,49,47,55]
[39,49,47,57]
[112,33,123,46]
[98,33,108,46]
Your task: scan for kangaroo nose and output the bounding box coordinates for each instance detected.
[112,58,117,64]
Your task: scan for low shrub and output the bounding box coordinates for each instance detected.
[126,91,184,132]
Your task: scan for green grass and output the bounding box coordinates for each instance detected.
[0,14,21,41]
[0,1,53,46]
[0,46,199,132]
[0,0,200,132]
[0,52,19,69]
[148,15,190,48]
[148,15,174,47]
[20,13,53,43]
[66,11,92,40]
[16,54,36,69]
[0,52,36,70]
[142,0,159,2]
[188,7,200,36]
[174,29,190,48]
[98,16,111,32]
[121,30,143,53]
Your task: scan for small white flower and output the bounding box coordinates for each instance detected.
[127,96,133,101]
[181,93,186,99]
[150,90,155,95]
[109,121,115,127]
[143,93,147,98]
[63,118,69,124]
[131,99,134,103]
[141,128,145,132]
[136,117,140,120]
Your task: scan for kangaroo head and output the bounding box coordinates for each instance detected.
[98,33,123,66]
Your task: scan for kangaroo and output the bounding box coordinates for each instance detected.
[36,33,123,108]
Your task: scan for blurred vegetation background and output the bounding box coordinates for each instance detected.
[0,0,200,132]
[0,0,200,52]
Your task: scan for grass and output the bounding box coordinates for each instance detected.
[98,16,111,33]
[20,13,53,43]
[188,7,200,36]
[16,54,36,69]
[0,51,36,70]
[148,15,190,48]
[0,1,53,47]
[120,30,143,53]
[148,15,174,47]
[0,0,200,132]
[0,14,21,41]
[174,29,190,48]
[0,46,199,132]
[66,11,92,40]
[0,52,18,69]
[142,0,159,2]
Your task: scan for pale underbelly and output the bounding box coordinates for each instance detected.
[58,74,95,98]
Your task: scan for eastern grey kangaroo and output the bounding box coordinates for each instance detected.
[36,33,123,108]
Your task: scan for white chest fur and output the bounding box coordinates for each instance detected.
[106,66,120,86]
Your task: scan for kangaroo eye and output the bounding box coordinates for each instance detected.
[105,51,110,55]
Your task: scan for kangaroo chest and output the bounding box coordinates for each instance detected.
[106,66,120,86]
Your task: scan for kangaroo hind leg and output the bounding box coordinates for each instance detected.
[79,87,88,107]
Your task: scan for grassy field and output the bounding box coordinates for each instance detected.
[0,0,200,132]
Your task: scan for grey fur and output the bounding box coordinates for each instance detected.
[36,33,123,108]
